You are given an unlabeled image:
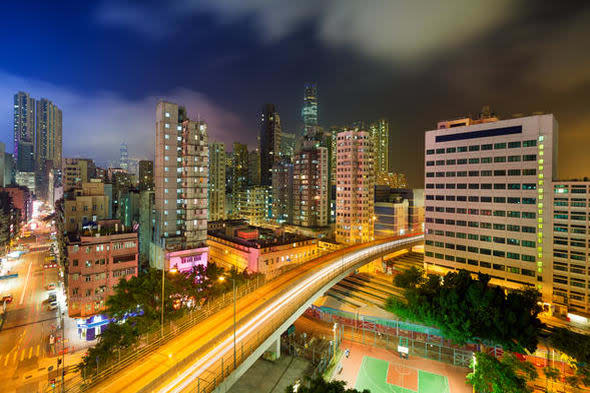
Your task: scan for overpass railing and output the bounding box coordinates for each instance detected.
[150,234,423,393]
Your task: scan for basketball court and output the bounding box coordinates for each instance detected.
[335,340,471,393]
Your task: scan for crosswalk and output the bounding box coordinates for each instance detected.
[1,344,43,366]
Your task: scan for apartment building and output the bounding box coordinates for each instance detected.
[424,114,557,302]
[292,144,329,228]
[552,181,590,315]
[63,181,110,232]
[66,225,138,339]
[335,130,374,244]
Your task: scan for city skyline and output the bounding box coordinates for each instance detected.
[1,3,590,186]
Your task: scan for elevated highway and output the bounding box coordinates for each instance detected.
[84,233,423,393]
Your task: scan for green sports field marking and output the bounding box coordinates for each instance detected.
[354,356,450,393]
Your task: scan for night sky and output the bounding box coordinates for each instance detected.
[1,1,590,187]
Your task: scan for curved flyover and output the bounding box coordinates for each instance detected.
[88,233,423,393]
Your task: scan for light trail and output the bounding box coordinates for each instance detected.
[158,235,421,393]
[19,260,33,305]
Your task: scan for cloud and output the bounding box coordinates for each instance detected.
[95,0,518,63]
[0,70,242,164]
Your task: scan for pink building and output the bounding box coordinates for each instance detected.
[335,130,374,244]
[66,230,138,325]
[0,185,32,223]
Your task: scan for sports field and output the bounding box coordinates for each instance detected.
[354,356,450,393]
[335,340,470,393]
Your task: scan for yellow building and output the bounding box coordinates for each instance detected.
[64,182,110,232]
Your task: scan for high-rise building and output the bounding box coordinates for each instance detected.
[259,104,282,186]
[293,143,329,228]
[302,83,318,136]
[138,160,154,191]
[551,181,590,315]
[369,119,389,177]
[35,98,62,171]
[235,186,270,225]
[0,142,5,187]
[154,101,208,271]
[248,149,261,186]
[280,132,296,160]
[120,143,129,171]
[232,142,249,192]
[63,158,96,192]
[424,113,557,301]
[336,130,375,244]
[272,159,293,224]
[208,142,226,221]
[13,92,36,172]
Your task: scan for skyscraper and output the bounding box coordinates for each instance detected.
[272,158,293,224]
[336,130,375,244]
[154,101,208,270]
[232,142,249,192]
[138,160,154,191]
[208,142,226,221]
[248,149,261,186]
[302,83,318,136]
[120,143,129,171]
[293,142,329,228]
[370,119,389,178]
[13,92,35,172]
[259,104,281,186]
[280,132,296,160]
[35,98,62,171]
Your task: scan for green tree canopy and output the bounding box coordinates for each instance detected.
[467,352,537,393]
[393,266,424,289]
[386,270,544,353]
[549,327,590,364]
[285,377,369,393]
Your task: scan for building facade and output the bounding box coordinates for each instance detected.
[259,104,282,186]
[66,228,138,338]
[369,119,389,177]
[272,159,294,224]
[232,142,249,192]
[302,83,318,136]
[63,181,111,232]
[235,186,270,225]
[138,160,154,191]
[248,149,261,186]
[335,130,375,244]
[551,181,590,315]
[424,114,557,301]
[35,98,62,171]
[208,224,318,274]
[63,158,96,192]
[13,92,36,172]
[208,142,226,221]
[0,185,32,224]
[292,144,329,228]
[153,101,208,269]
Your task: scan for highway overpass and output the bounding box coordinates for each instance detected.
[81,233,423,393]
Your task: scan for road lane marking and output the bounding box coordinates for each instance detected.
[28,347,33,359]
[19,261,33,305]
[3,354,8,367]
[36,344,40,357]
[19,349,24,362]
[12,351,17,364]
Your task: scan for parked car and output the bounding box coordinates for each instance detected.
[46,283,56,290]
[48,303,58,311]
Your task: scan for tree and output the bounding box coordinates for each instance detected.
[542,366,560,392]
[386,270,544,353]
[285,377,369,393]
[549,327,590,364]
[393,266,424,289]
[467,352,537,393]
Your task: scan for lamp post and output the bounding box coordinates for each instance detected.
[219,275,237,369]
[161,263,177,338]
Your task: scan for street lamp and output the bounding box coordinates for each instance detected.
[161,264,177,337]
[219,275,237,369]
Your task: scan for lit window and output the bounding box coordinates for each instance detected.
[165,112,170,118]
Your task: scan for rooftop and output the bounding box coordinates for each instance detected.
[208,224,313,249]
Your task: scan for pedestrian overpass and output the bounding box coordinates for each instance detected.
[86,233,424,393]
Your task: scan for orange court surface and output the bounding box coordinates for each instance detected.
[334,340,472,393]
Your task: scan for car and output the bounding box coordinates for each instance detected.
[48,303,58,311]
[1,295,13,304]
[46,283,56,290]
[47,294,57,302]
[43,262,57,269]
